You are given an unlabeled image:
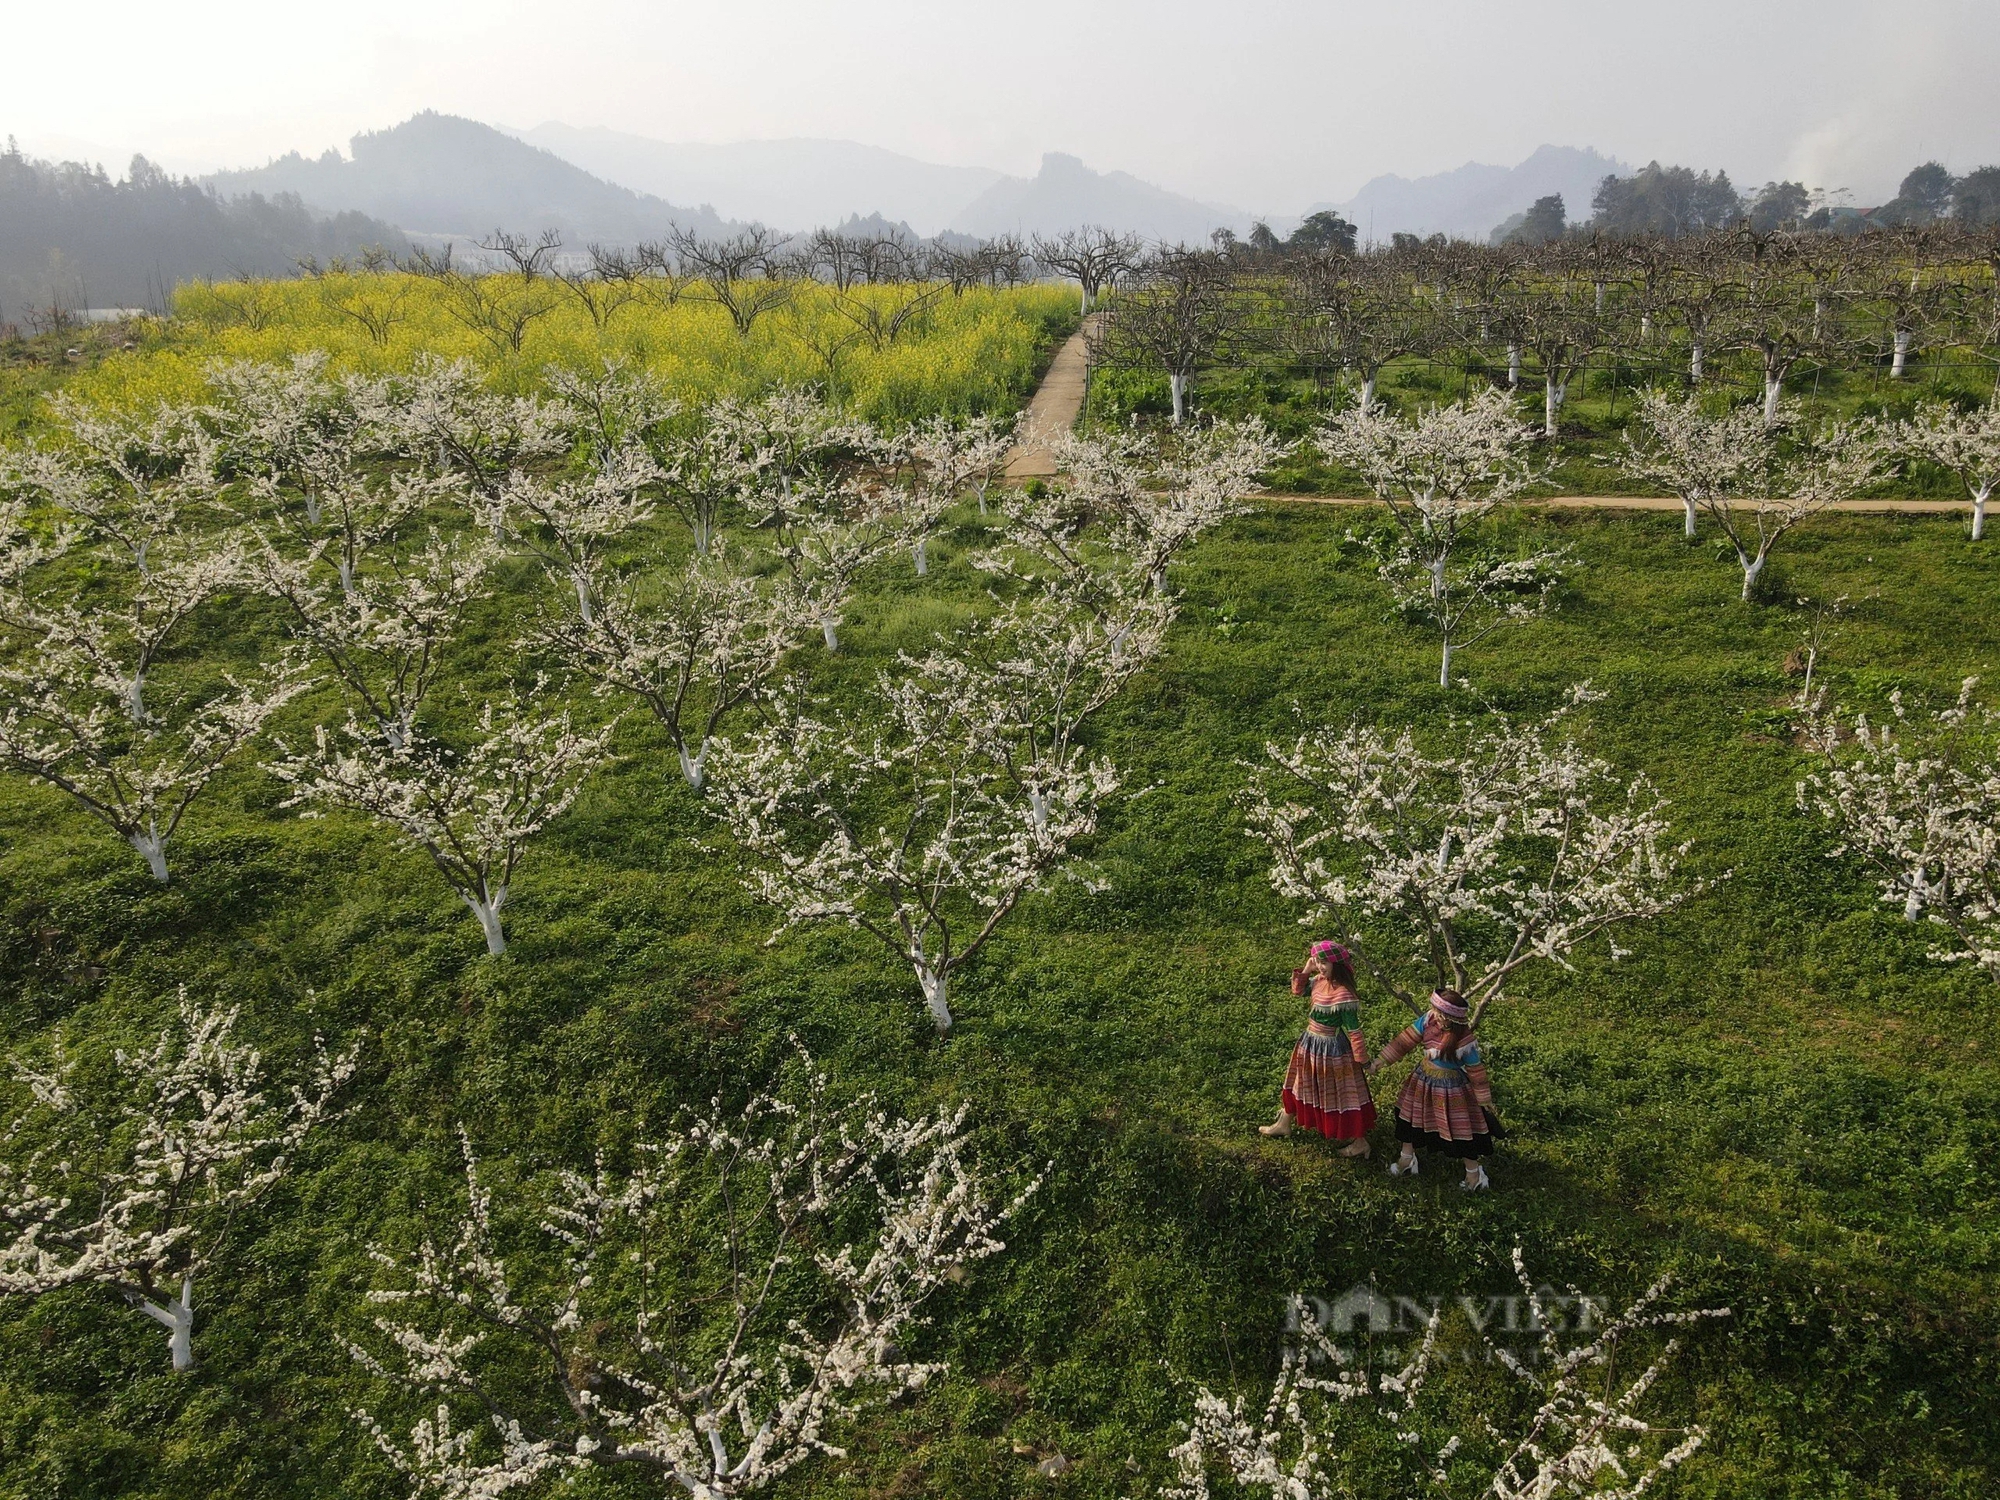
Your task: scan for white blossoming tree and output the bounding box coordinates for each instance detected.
[998,419,1279,610]
[0,994,355,1371]
[359,354,573,501]
[348,1051,1036,1499]
[1626,394,1894,602]
[530,543,796,791]
[1798,679,2000,986]
[1241,687,1697,1025]
[705,588,1158,1034]
[766,475,900,653]
[1900,399,2000,542]
[1617,393,1768,542]
[1154,1248,1727,1500]
[0,446,305,882]
[1315,389,1569,686]
[271,691,616,956]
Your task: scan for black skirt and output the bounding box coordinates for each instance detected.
[1395,1114,1494,1160]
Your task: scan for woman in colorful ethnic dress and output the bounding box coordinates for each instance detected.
[1367,988,1500,1191]
[1258,940,1376,1155]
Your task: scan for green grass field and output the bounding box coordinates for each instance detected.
[1,474,1995,1496]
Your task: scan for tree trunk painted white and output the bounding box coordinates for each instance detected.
[129,826,169,883]
[1973,482,1991,541]
[1682,497,1699,540]
[1594,281,1606,312]
[820,614,840,651]
[1438,635,1453,688]
[1903,869,1927,921]
[133,1277,195,1372]
[1639,312,1652,342]
[693,514,712,557]
[1690,342,1704,380]
[573,572,595,625]
[1740,551,1765,602]
[916,963,952,1034]
[125,670,146,724]
[1892,328,1911,379]
[1026,787,1050,831]
[464,888,508,956]
[1763,373,1784,424]
[1543,374,1562,438]
[1506,344,1521,388]
[912,537,928,576]
[1079,284,1092,315]
[304,493,322,527]
[1168,370,1188,425]
[677,740,709,790]
[1359,371,1377,411]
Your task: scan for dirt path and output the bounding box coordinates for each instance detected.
[1004,315,1098,479]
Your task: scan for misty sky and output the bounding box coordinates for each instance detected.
[10,0,1996,212]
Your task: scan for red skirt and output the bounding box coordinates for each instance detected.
[1281,1025,1377,1140]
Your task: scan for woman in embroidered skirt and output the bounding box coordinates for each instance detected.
[1367,988,1500,1191]
[1259,940,1376,1156]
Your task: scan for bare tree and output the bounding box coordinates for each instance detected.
[475,228,564,283]
[669,227,796,337]
[1095,247,1246,424]
[1030,227,1142,314]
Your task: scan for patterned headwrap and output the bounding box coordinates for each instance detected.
[1428,990,1470,1021]
[1310,940,1351,964]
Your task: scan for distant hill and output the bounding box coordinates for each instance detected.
[1324,145,1629,243]
[1,144,407,320]
[506,124,1001,238]
[206,112,736,250]
[949,153,1251,244]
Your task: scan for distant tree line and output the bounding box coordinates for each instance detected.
[0,142,407,330]
[1493,158,2000,247]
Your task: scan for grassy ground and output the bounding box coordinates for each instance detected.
[1087,353,1998,500]
[0,484,1995,1497]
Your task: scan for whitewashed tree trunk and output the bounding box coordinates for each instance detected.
[1740,550,1765,602]
[1169,371,1189,425]
[1639,312,1653,342]
[677,740,709,790]
[1438,635,1453,687]
[1359,371,1378,411]
[464,888,508,956]
[1973,482,1991,541]
[1892,329,1911,379]
[129,825,169,883]
[1903,869,1927,921]
[916,962,952,1034]
[820,614,840,651]
[133,1277,195,1372]
[1690,342,1704,381]
[912,537,928,576]
[1682,497,1699,540]
[1543,375,1563,438]
[1506,345,1521,388]
[1763,373,1785,424]
[573,572,595,625]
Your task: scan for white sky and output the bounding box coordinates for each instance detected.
[8,0,1996,213]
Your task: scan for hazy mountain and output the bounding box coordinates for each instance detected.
[949,152,1250,243]
[506,124,1001,238]
[205,111,736,250]
[1324,145,1629,243]
[1,145,406,319]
